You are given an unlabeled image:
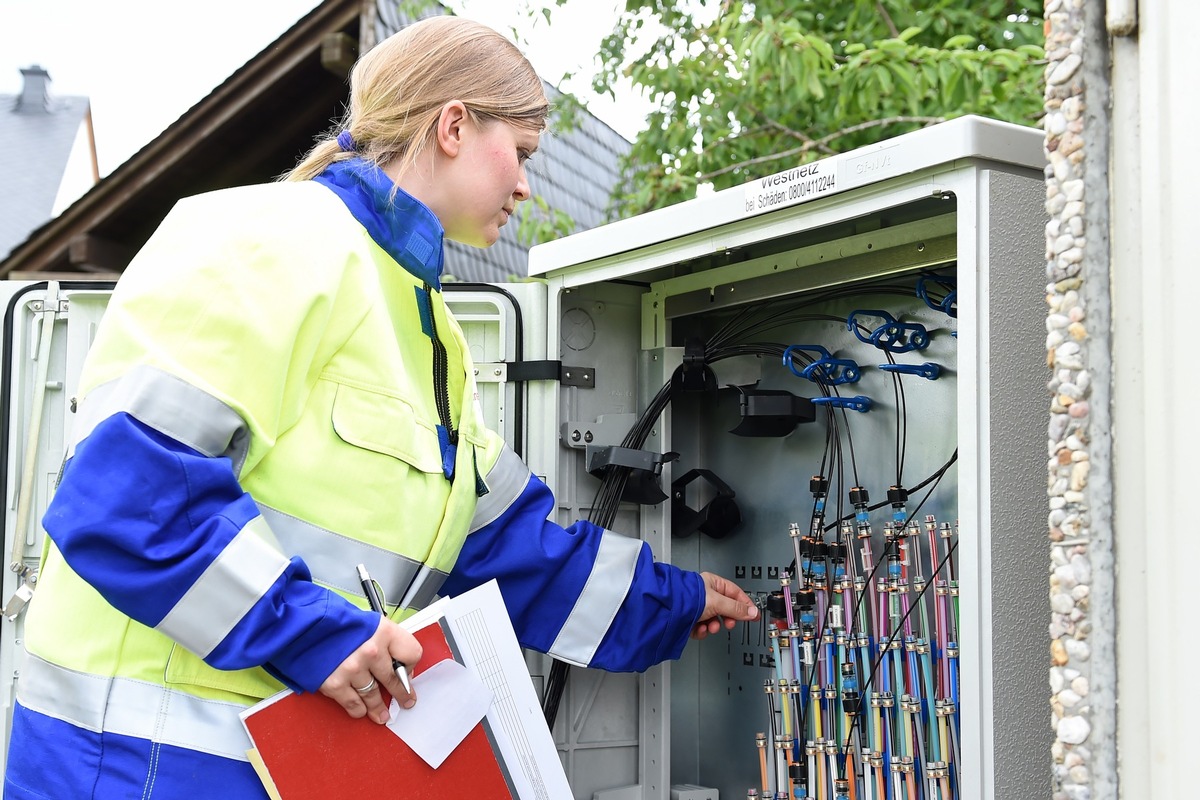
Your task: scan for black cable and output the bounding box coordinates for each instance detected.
[823,450,958,534]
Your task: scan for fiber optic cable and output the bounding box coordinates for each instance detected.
[789,680,806,764]
[904,641,921,723]
[917,639,938,763]
[777,680,793,745]
[758,732,770,798]
[816,738,827,800]
[807,740,819,800]
[826,740,840,799]
[840,659,861,786]
[809,446,961,795]
[934,581,951,701]
[783,573,797,630]
[942,522,958,629]
[790,522,807,592]
[845,532,959,800]
[776,735,790,797]
[947,643,960,733]
[791,625,805,709]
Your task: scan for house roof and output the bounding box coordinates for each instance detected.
[0,0,631,283]
[0,67,90,262]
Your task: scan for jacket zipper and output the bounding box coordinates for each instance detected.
[422,284,457,447]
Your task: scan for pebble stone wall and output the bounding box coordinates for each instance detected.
[1043,0,1097,798]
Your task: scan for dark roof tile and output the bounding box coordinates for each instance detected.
[0,92,89,260]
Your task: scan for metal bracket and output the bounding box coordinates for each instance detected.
[29,298,70,315]
[505,360,595,388]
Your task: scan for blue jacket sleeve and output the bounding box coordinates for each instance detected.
[441,469,706,673]
[42,413,378,693]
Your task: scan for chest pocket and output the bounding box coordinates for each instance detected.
[331,382,443,474]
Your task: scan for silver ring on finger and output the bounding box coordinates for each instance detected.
[354,677,377,694]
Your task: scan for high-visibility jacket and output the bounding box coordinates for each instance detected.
[3,160,705,800]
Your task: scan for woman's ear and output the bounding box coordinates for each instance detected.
[435,100,470,158]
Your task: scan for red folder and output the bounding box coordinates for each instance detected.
[241,620,515,799]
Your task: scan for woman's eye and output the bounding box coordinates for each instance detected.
[518,149,533,165]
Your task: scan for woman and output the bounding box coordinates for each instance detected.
[3,16,757,799]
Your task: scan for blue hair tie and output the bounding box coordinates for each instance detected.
[336,130,356,152]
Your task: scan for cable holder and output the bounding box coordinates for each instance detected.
[672,336,718,391]
[847,309,930,353]
[585,445,678,506]
[782,344,862,385]
[729,385,817,437]
[916,274,958,318]
[878,362,941,380]
[672,468,742,539]
[810,395,872,413]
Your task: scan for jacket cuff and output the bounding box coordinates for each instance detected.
[266,590,379,693]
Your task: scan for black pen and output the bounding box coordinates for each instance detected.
[355,563,414,695]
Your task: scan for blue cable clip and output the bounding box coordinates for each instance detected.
[916,275,957,318]
[810,395,872,413]
[878,362,941,380]
[847,309,931,353]
[782,345,862,385]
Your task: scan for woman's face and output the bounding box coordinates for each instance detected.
[440,117,539,248]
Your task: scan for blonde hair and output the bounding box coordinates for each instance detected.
[285,16,549,182]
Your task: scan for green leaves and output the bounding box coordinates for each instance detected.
[504,0,1043,218]
[585,0,1044,214]
[515,195,577,247]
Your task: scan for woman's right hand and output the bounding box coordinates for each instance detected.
[318,617,422,724]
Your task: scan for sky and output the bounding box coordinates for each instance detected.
[0,0,651,178]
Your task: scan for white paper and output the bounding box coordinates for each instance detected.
[435,581,574,800]
[384,659,493,769]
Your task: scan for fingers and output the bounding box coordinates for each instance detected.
[691,571,759,641]
[319,619,424,723]
[386,624,422,709]
[318,642,392,724]
[701,571,759,622]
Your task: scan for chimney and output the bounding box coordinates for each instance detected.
[16,65,53,113]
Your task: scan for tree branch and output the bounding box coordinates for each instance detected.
[743,102,832,155]
[811,115,944,148]
[876,0,901,38]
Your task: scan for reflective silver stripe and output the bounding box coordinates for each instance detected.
[469,445,532,533]
[257,504,421,605]
[69,364,250,473]
[16,651,252,761]
[398,565,448,612]
[548,531,643,666]
[155,516,290,658]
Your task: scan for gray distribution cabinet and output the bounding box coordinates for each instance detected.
[522,115,1048,800]
[1,115,1048,800]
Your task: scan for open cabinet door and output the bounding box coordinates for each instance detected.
[0,280,115,777]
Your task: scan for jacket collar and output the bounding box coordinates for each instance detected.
[313,159,445,289]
